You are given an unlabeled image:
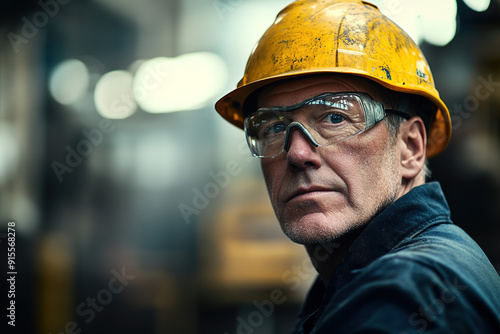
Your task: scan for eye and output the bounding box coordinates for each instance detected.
[264,123,287,136]
[325,113,345,124]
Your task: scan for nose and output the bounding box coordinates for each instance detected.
[283,122,319,151]
[284,122,321,167]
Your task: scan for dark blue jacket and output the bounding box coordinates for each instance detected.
[293,182,500,333]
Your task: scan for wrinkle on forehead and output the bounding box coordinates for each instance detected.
[257,74,388,108]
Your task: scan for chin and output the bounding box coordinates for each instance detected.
[279,212,355,245]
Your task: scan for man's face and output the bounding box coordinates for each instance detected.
[256,75,403,244]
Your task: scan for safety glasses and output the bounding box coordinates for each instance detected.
[244,92,409,158]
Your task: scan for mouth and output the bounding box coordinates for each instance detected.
[286,186,333,203]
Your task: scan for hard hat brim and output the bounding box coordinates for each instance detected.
[215,68,451,158]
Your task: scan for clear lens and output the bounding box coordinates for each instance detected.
[245,93,380,158]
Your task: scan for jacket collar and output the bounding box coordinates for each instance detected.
[331,181,451,291]
[297,182,452,331]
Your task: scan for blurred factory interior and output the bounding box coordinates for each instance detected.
[1,0,500,333]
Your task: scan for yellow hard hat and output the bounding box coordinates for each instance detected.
[215,0,451,158]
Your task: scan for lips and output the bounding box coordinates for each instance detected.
[286,186,333,203]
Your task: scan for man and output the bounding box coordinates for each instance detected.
[215,0,500,333]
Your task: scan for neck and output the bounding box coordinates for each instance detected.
[304,227,364,287]
[398,175,425,202]
[306,179,426,286]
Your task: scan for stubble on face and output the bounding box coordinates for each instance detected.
[257,75,404,245]
[274,135,401,245]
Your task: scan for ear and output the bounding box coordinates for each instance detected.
[399,117,427,180]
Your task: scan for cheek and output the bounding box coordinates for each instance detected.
[334,130,398,202]
[260,159,284,202]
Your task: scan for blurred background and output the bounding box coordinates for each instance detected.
[0,0,499,333]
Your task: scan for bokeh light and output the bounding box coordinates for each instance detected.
[134,52,228,113]
[373,0,458,46]
[0,124,18,185]
[420,0,458,46]
[463,0,491,12]
[94,70,137,119]
[49,59,90,105]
